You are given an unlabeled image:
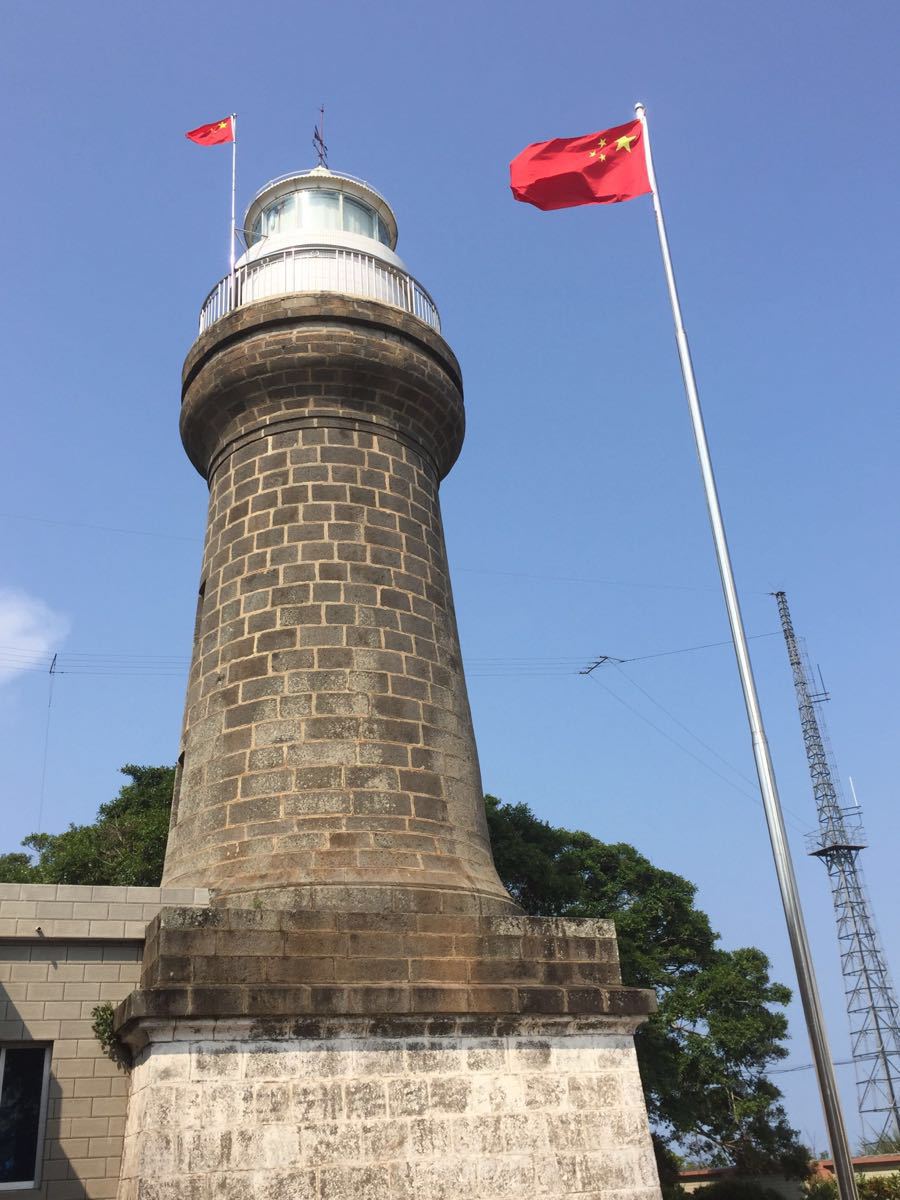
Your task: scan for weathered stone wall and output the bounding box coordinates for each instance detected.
[113,910,660,1198]
[119,1021,660,1200]
[162,296,513,914]
[115,911,652,1028]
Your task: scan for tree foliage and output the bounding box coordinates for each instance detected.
[0,773,809,1177]
[486,796,809,1177]
[863,1132,900,1156]
[0,766,173,886]
[805,1174,900,1200]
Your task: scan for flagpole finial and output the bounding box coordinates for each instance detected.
[634,101,646,117]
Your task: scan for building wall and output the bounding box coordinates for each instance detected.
[0,884,208,1200]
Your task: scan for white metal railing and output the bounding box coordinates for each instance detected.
[198,246,441,334]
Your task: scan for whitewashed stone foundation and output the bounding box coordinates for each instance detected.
[119,1019,660,1200]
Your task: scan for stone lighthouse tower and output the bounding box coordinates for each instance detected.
[115,166,661,1200]
[161,166,515,916]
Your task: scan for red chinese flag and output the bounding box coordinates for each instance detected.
[185,116,234,146]
[510,119,650,211]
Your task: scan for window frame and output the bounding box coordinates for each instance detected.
[0,1043,52,1192]
[251,188,391,247]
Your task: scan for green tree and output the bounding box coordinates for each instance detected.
[0,765,174,886]
[0,851,42,882]
[486,795,809,1178]
[0,773,810,1179]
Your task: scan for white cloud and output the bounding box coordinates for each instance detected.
[0,589,70,685]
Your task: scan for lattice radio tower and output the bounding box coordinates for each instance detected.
[775,591,900,1146]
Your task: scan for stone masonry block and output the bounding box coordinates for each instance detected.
[117,1019,660,1200]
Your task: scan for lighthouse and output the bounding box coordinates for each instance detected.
[162,166,517,915]
[115,164,661,1200]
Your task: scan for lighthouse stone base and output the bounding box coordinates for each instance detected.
[114,908,661,1200]
[119,1020,657,1200]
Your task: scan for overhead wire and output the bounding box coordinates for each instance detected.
[453,564,766,595]
[35,655,57,835]
[769,1058,854,1076]
[3,627,810,834]
[614,663,760,788]
[623,631,781,663]
[584,671,808,836]
[610,661,810,830]
[0,630,784,680]
[0,511,198,542]
[0,510,777,597]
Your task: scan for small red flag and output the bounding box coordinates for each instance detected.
[510,119,650,211]
[185,116,235,147]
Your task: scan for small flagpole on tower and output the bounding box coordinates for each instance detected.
[633,100,859,1200]
[229,113,237,311]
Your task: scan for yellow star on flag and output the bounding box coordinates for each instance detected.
[615,135,636,153]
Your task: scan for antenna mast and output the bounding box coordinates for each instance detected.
[775,591,900,1146]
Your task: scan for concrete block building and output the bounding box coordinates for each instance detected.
[0,885,207,1196]
[1,164,663,1200]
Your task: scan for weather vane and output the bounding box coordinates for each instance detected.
[312,105,328,167]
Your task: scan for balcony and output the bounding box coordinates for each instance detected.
[198,245,441,335]
[806,809,868,857]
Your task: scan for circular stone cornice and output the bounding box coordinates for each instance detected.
[180,294,465,482]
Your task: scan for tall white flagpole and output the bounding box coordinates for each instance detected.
[633,101,859,1200]
[229,113,237,311]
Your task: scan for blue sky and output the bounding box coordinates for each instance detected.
[1,0,898,1153]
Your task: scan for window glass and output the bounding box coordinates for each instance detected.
[377,216,392,246]
[0,1046,48,1185]
[303,190,340,230]
[343,197,375,238]
[250,214,262,244]
[262,193,296,236]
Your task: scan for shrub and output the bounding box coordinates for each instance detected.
[692,1180,786,1200]
[804,1173,900,1200]
[90,1002,130,1068]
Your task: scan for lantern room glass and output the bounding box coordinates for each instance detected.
[248,188,391,247]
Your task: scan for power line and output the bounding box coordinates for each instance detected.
[610,661,810,829]
[0,511,198,542]
[36,654,57,835]
[614,663,758,789]
[0,510,774,597]
[585,671,808,835]
[5,632,809,838]
[454,565,764,595]
[771,1059,855,1076]
[0,630,784,680]
[625,631,781,663]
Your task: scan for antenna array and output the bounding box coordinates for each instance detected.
[775,591,900,1146]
